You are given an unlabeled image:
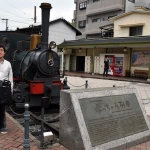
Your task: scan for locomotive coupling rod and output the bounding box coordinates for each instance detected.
[30,112,59,137]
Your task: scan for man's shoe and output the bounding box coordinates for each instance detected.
[0,128,8,134]
[1,131,7,134]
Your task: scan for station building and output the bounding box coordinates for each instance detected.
[58,7,150,80]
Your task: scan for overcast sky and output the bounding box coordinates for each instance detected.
[0,0,75,31]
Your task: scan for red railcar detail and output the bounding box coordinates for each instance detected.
[30,81,44,94]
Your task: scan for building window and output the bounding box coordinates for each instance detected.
[93,0,100,2]
[128,0,135,3]
[78,20,86,28]
[129,26,143,36]
[92,19,97,23]
[79,1,87,10]
[92,18,105,23]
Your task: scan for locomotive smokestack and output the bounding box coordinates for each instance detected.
[40,3,52,50]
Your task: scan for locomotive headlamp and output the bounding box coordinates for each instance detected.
[49,41,56,49]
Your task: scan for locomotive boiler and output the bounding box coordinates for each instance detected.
[4,3,66,108]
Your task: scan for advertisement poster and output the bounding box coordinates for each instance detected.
[106,56,114,75]
[114,66,123,76]
[132,51,150,66]
[114,57,123,76]
[108,66,113,75]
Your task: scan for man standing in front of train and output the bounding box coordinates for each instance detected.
[0,44,13,134]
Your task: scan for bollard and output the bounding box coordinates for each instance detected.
[63,77,70,89]
[23,103,30,150]
[85,80,88,88]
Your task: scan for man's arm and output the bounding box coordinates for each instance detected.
[8,64,13,93]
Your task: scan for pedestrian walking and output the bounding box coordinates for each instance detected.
[0,44,13,134]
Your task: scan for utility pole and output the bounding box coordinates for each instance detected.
[2,19,8,31]
[34,6,37,23]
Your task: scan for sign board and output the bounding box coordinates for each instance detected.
[79,94,148,147]
[59,87,150,150]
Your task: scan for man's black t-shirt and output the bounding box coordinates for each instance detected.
[104,60,109,68]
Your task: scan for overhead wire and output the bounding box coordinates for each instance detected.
[0,17,32,25]
[7,19,32,24]
[0,0,37,30]
[0,7,33,20]
[3,0,32,17]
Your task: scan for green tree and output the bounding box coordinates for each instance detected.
[68,21,75,27]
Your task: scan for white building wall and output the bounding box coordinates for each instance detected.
[114,13,150,37]
[48,21,77,71]
[48,21,76,51]
[85,56,92,73]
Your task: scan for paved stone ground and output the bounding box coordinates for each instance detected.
[2,75,150,150]
[66,76,150,116]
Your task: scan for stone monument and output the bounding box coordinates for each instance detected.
[59,87,150,150]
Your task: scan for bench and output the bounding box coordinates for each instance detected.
[132,69,148,78]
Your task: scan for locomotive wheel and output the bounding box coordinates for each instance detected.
[13,92,24,103]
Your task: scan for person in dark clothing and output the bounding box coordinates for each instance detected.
[103,57,109,77]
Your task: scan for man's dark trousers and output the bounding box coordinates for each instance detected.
[0,104,5,129]
[103,67,109,76]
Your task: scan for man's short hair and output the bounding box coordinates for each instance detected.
[0,44,6,52]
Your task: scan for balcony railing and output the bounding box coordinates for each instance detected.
[86,0,124,16]
[86,20,111,34]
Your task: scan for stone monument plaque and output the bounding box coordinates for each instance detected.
[79,93,148,147]
[59,87,150,150]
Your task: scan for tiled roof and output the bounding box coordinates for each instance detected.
[58,36,150,47]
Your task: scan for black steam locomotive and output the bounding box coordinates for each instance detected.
[1,3,67,108]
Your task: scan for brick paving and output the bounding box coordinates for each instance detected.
[0,113,68,150]
[0,113,39,150]
[2,72,150,150]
